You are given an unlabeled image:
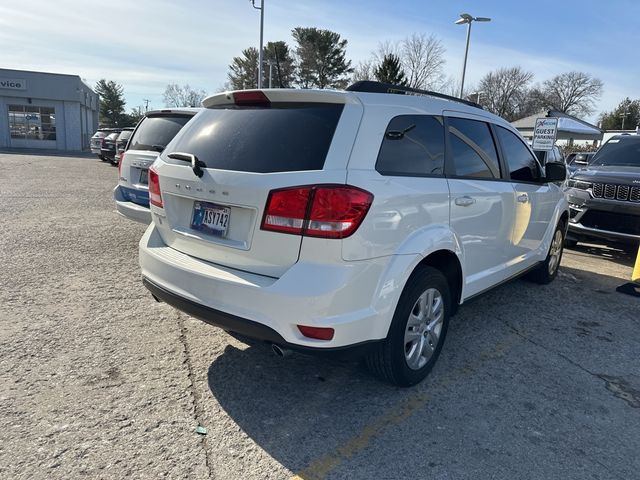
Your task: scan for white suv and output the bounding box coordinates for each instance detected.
[139,82,568,386]
[113,108,200,224]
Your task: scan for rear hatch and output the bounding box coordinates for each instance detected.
[152,90,362,278]
[120,112,196,206]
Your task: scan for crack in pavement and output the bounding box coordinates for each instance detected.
[177,312,214,479]
[501,318,632,480]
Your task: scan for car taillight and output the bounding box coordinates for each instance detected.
[261,185,373,239]
[118,152,125,177]
[148,166,163,208]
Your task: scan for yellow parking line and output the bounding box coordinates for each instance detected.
[290,335,518,480]
[291,392,431,480]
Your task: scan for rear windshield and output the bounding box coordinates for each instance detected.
[118,130,133,141]
[592,137,640,167]
[165,103,344,173]
[128,114,193,152]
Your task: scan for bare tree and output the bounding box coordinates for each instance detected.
[478,67,534,121]
[163,84,207,107]
[541,71,603,117]
[399,34,446,90]
[351,60,375,82]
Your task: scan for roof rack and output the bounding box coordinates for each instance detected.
[346,81,483,110]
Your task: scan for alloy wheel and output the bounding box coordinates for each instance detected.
[404,288,444,370]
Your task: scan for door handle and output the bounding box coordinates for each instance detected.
[517,194,529,203]
[454,196,476,207]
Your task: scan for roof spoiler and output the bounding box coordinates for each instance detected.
[346,81,483,110]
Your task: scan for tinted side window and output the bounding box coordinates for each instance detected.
[448,118,501,178]
[376,115,445,176]
[496,126,541,182]
[129,114,193,152]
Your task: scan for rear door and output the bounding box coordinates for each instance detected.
[153,96,362,278]
[445,115,516,298]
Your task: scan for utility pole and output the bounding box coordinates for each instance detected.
[251,0,265,88]
[620,107,630,130]
[143,99,150,112]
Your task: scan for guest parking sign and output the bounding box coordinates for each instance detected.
[532,117,559,151]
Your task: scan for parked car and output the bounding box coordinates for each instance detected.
[139,81,568,387]
[113,108,200,224]
[567,152,596,175]
[100,131,121,165]
[90,128,114,160]
[532,144,564,166]
[564,135,640,248]
[114,128,135,165]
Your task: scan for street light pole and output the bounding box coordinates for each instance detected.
[251,0,265,89]
[460,21,472,98]
[455,13,491,98]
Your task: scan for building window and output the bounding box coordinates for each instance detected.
[8,105,56,141]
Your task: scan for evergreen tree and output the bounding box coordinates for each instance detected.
[264,41,295,88]
[600,98,640,130]
[95,79,126,127]
[292,27,353,89]
[227,47,260,90]
[374,54,407,86]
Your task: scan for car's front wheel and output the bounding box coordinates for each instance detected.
[366,266,451,387]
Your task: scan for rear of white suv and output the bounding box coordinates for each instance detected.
[140,84,568,386]
[113,108,200,224]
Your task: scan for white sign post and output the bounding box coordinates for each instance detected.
[532,117,559,151]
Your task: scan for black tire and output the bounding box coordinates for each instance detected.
[99,155,108,162]
[527,221,565,284]
[564,238,578,249]
[366,266,451,387]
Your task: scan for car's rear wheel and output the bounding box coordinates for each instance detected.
[527,222,565,284]
[366,266,450,387]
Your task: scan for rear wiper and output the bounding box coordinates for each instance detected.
[167,152,206,178]
[151,144,166,152]
[386,124,416,140]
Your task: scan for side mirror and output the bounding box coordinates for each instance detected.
[545,162,566,182]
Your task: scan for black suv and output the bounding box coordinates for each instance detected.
[565,135,640,247]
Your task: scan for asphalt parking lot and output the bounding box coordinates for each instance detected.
[1,151,638,480]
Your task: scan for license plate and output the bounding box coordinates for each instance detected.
[191,201,230,237]
[139,169,148,185]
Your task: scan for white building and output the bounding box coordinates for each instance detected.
[0,68,99,151]
[512,110,603,148]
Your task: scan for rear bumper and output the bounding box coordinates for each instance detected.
[143,277,379,358]
[139,224,397,349]
[91,147,101,155]
[113,186,151,224]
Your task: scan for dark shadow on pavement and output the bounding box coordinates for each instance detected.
[205,264,640,479]
[565,242,636,268]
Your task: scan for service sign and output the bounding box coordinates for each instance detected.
[0,78,27,90]
[532,117,559,151]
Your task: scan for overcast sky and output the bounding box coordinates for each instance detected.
[1,0,637,122]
